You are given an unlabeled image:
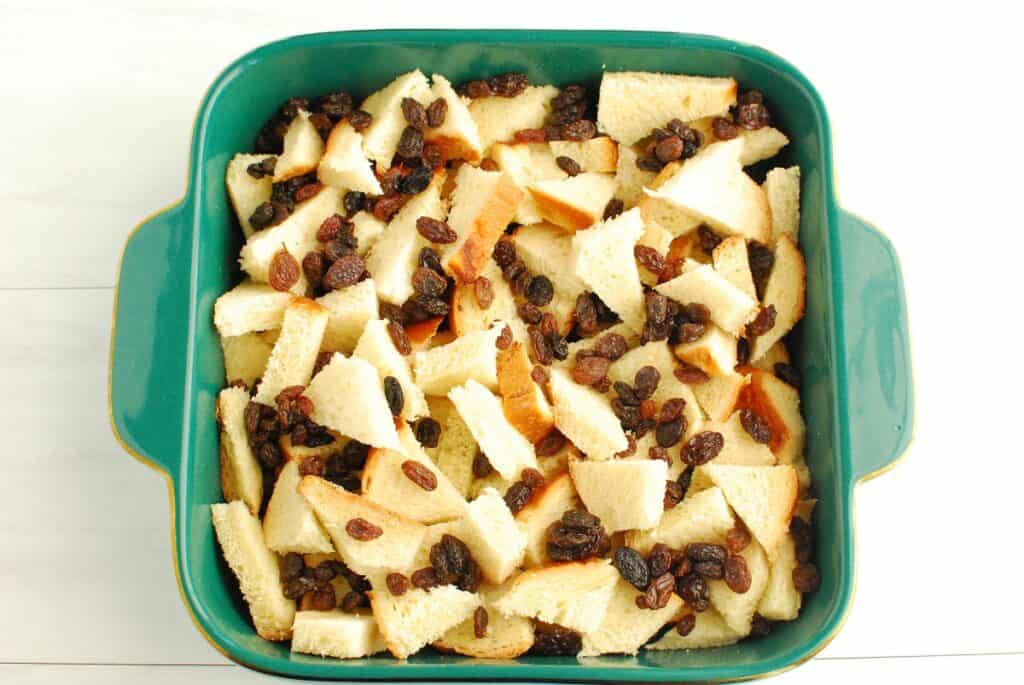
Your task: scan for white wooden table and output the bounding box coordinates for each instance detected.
[3,1,1022,681]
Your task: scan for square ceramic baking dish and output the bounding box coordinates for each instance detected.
[109,29,913,682]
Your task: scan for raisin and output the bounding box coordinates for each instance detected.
[410,567,441,590]
[738,90,765,106]
[561,119,597,141]
[571,355,611,387]
[697,226,722,253]
[472,452,493,478]
[676,321,708,344]
[430,534,480,591]
[410,293,449,316]
[615,434,638,458]
[642,572,676,610]
[349,110,372,131]
[686,543,727,564]
[489,72,529,97]
[504,481,533,514]
[573,293,600,336]
[379,302,405,324]
[514,128,547,143]
[317,92,353,120]
[309,585,336,611]
[463,80,492,98]
[659,398,686,423]
[664,480,683,509]
[676,614,697,636]
[681,431,725,466]
[416,216,458,243]
[423,97,447,129]
[646,292,669,324]
[674,363,710,385]
[556,156,581,176]
[794,520,816,561]
[345,517,382,541]
[383,377,404,416]
[603,198,625,220]
[694,561,724,579]
[636,156,665,172]
[677,572,710,612]
[467,606,488,638]
[680,303,710,324]
[550,102,586,125]
[494,238,518,268]
[294,181,324,204]
[739,408,772,444]
[673,553,693,578]
[525,275,554,306]
[396,126,424,158]
[591,332,627,360]
[401,460,437,491]
[387,320,412,356]
[656,418,685,448]
[386,572,409,596]
[748,242,774,297]
[522,468,545,490]
[244,402,262,434]
[411,266,448,297]
[640,399,657,420]
[473,276,494,309]
[648,544,674,578]
[613,382,641,408]
[257,442,283,469]
[517,302,542,325]
[246,156,277,179]
[655,135,684,163]
[398,165,433,194]
[552,85,586,109]
[737,102,771,130]
[372,192,405,221]
[401,97,428,130]
[774,362,802,388]
[535,430,565,457]
[712,117,739,140]
[634,366,661,400]
[793,563,821,593]
[479,158,499,171]
[283,576,316,599]
[491,324,511,351]
[322,254,365,290]
[301,251,325,288]
[549,333,568,361]
[721,555,752,593]
[750,614,773,638]
[298,456,325,477]
[531,622,581,656]
[268,249,300,291]
[737,337,751,366]
[547,510,609,562]
[312,560,342,583]
[422,143,443,169]
[529,327,553,365]
[726,526,752,554]
[340,440,370,470]
[281,553,304,581]
[747,305,777,337]
[634,245,666,274]
[341,590,368,612]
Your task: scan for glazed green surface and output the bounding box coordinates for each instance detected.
[110,29,913,681]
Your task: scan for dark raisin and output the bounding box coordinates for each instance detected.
[322,254,365,290]
[493,238,517,268]
[524,275,554,307]
[646,292,669,325]
[531,622,581,656]
[293,181,323,204]
[694,560,725,579]
[521,468,545,490]
[634,366,661,400]
[257,441,283,469]
[246,156,277,179]
[472,452,493,478]
[656,418,685,448]
[750,614,773,638]
[722,555,752,593]
[425,97,448,128]
[496,325,513,350]
[411,293,450,316]
[422,143,443,169]
[648,544,674,577]
[281,552,304,581]
[674,363,710,385]
[463,80,492,98]
[517,302,542,325]
[550,101,586,125]
[549,333,568,361]
[748,242,775,297]
[380,302,405,325]
[340,590,368,612]
[571,355,610,387]
[386,572,409,596]
[664,480,683,509]
[298,455,325,477]
[561,119,597,141]
[472,606,489,638]
[416,216,458,243]
[312,560,342,584]
[514,128,547,143]
[535,430,565,457]
[283,576,316,599]
[673,553,693,578]
[655,135,684,163]
[410,567,441,590]
[774,362,801,388]
[345,517,382,541]
[613,382,641,408]
[414,418,441,449]
[504,481,533,515]
[529,326,553,365]
[739,408,773,444]
[697,226,722,253]
[634,245,666,274]
[309,585,337,611]
[636,156,665,172]
[430,534,478,589]
[323,238,354,263]
[555,156,581,177]
[417,247,444,275]
[676,322,706,344]
[737,337,751,366]
[737,102,771,130]
[551,85,586,109]
[603,198,625,221]
[397,165,433,194]
[268,249,300,291]
[401,97,428,130]
[588,333,625,360]
[793,563,821,593]
[677,572,710,612]
[244,402,262,434]
[342,191,366,216]
[643,572,676,610]
[712,117,739,140]
[489,72,529,97]
[660,398,687,423]
[341,440,370,470]
[317,92,353,120]
[302,251,326,288]
[747,305,777,337]
[681,431,725,466]
[372,192,405,221]
[378,167,405,195]
[349,110,372,131]
[726,526,752,554]
[384,321,412,357]
[573,293,600,336]
[411,266,448,298]
[676,614,697,636]
[383,377,404,416]
[686,543,727,564]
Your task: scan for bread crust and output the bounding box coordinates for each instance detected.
[497,343,554,443]
[446,173,522,283]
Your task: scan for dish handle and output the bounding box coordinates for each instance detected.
[109,203,191,478]
[837,209,914,483]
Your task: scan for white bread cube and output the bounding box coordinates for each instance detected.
[434,584,534,658]
[579,578,683,657]
[512,222,587,301]
[351,210,387,256]
[214,280,292,337]
[735,369,805,465]
[738,126,789,166]
[450,260,522,340]
[757,533,801,621]
[361,441,467,525]
[750,236,806,361]
[448,379,537,480]
[239,186,341,291]
[291,611,387,659]
[274,110,325,182]
[359,69,432,170]
[704,412,776,466]
[491,142,566,225]
[614,145,658,209]
[569,457,667,533]
[226,153,273,238]
[607,341,703,439]
[354,318,428,420]
[493,559,618,634]
[424,74,484,163]
[365,170,446,305]
[571,207,647,332]
[529,172,617,232]
[217,387,263,516]
[708,538,769,634]
[549,137,619,173]
[469,85,559,154]
[702,463,798,560]
[317,121,382,194]
[253,298,328,405]
[498,342,555,443]
[751,340,790,372]
[316,279,379,354]
[414,324,501,396]
[764,166,801,243]
[515,472,581,567]
[597,72,737,146]
[298,476,427,577]
[712,235,756,299]
[645,608,743,650]
[673,324,738,377]
[547,367,629,461]
[263,460,334,554]
[458,487,528,584]
[691,371,747,422]
[624,486,734,555]
[210,501,295,641]
[655,262,758,336]
[441,164,522,283]
[423,396,477,498]
[304,353,401,450]
[643,139,770,243]
[369,583,481,659]
[221,331,275,387]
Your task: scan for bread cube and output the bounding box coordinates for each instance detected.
[359,69,432,170]
[492,559,618,634]
[702,463,798,560]
[423,74,484,163]
[712,235,756,299]
[414,324,501,396]
[597,72,737,146]
[458,487,528,583]
[624,486,734,555]
[441,164,522,283]
[317,121,382,194]
[221,331,275,387]
[734,369,805,465]
[750,236,806,361]
[569,457,667,533]
[253,298,328,405]
[304,353,401,450]
[497,342,555,443]
[491,142,566,224]
[529,172,617,232]
[361,437,467,525]
[579,578,683,657]
[423,396,477,498]
[549,137,618,173]
[571,207,647,332]
[274,110,325,182]
[708,538,769,634]
[738,126,789,166]
[226,153,273,238]
[434,584,534,658]
[263,459,334,554]
[354,318,428,420]
[450,261,522,340]
[469,85,559,154]
[704,411,776,466]
[614,144,658,209]
[214,280,292,337]
[370,582,481,659]
[512,222,587,305]
[691,371,747,422]
[210,501,295,641]
[316,278,379,354]
[645,608,743,650]
[515,473,581,567]
[547,367,629,461]
[448,379,537,480]
[673,324,738,377]
[655,261,758,336]
[217,387,264,516]
[351,210,387,256]
[291,611,387,659]
[764,166,801,243]
[757,533,801,621]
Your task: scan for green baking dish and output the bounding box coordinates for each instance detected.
[109,29,913,682]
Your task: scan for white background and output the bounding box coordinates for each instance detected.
[2,0,1022,682]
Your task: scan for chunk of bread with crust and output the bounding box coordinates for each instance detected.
[304,353,401,450]
[361,441,467,525]
[491,142,566,225]
[298,476,427,576]
[498,342,555,443]
[529,173,617,232]
[493,559,618,634]
[646,608,743,650]
[614,145,658,209]
[469,85,559,154]
[624,486,734,555]
[370,583,481,659]
[571,207,647,332]
[424,74,484,163]
[353,318,428,420]
[712,235,756,299]
[597,72,737,146]
[655,262,758,336]
[757,533,801,621]
[316,279,379,354]
[751,340,790,372]
[579,578,684,657]
[221,331,275,387]
[673,325,738,377]
[458,487,528,583]
[414,324,501,396]
[274,110,325,181]
[317,121,382,194]
[423,396,477,498]
[214,280,293,337]
[705,411,776,466]
[448,379,538,480]
[441,164,522,283]
[708,538,770,634]
[738,127,789,166]
[750,236,806,361]
[291,610,387,659]
[547,367,629,460]
[764,166,801,243]
[569,457,667,533]
[210,501,296,641]
[450,261,521,340]
[691,371,747,422]
[549,137,618,173]
[359,69,432,170]
[702,463,798,560]
[607,341,703,439]
[515,473,581,567]
[226,153,273,238]
[263,460,334,554]
[217,387,263,516]
[643,140,769,243]
[512,222,587,304]
[365,170,446,304]
[734,369,805,465]
[434,584,534,658]
[253,298,328,405]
